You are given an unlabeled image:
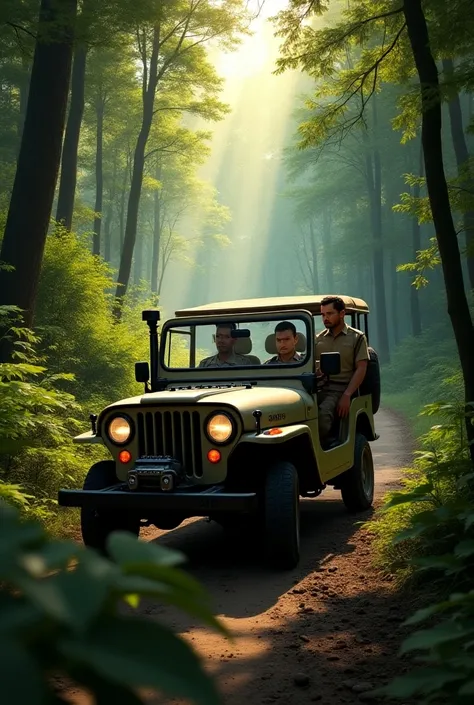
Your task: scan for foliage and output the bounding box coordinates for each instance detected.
[0,500,224,705]
[35,226,148,406]
[0,302,104,519]
[367,399,474,702]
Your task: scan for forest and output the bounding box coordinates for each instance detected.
[1,0,474,704]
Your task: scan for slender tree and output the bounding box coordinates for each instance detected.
[0,0,77,351]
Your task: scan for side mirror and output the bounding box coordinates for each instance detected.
[135,361,150,384]
[319,352,341,376]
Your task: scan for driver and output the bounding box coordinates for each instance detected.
[265,321,303,364]
[199,322,253,367]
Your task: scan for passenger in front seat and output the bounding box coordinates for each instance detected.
[264,321,303,365]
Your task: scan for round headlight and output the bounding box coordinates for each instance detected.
[108,416,132,444]
[206,413,234,444]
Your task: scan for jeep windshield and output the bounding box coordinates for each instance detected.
[160,312,313,373]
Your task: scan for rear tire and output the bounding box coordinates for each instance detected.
[340,434,374,512]
[264,461,300,570]
[81,460,140,554]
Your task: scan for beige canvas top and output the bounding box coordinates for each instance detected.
[175,295,369,317]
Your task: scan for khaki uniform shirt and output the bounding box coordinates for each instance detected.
[264,353,303,365]
[315,324,369,388]
[198,352,253,368]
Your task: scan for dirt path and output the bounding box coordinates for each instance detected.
[65,408,415,705]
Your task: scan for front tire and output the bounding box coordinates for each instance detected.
[81,460,140,554]
[340,434,374,512]
[264,461,300,570]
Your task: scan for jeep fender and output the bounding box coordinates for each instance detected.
[233,425,324,494]
[240,424,314,445]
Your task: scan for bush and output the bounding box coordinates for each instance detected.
[0,500,224,704]
[371,402,474,703]
[35,228,152,407]
[0,304,105,524]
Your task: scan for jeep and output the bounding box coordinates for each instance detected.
[58,295,380,570]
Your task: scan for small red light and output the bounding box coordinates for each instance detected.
[118,450,132,464]
[207,449,221,463]
[264,428,283,436]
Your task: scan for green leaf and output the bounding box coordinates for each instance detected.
[459,680,474,695]
[404,603,444,626]
[454,539,474,558]
[0,638,46,705]
[379,668,464,697]
[107,531,185,567]
[16,551,114,631]
[383,484,434,508]
[113,575,228,636]
[400,622,474,654]
[59,616,221,705]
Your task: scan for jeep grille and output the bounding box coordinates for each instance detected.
[136,411,203,478]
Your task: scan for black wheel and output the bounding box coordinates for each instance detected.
[81,460,140,554]
[340,434,374,512]
[264,461,300,570]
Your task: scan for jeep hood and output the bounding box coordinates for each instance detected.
[141,385,314,425]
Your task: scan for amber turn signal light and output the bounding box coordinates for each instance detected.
[207,449,221,463]
[118,449,132,464]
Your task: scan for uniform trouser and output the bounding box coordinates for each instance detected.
[318,389,343,440]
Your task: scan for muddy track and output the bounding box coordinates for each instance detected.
[64,409,415,705]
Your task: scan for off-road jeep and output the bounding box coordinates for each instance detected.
[58,295,380,570]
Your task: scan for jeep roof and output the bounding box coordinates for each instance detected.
[175,294,370,317]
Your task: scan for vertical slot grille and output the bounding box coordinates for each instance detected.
[137,410,203,478]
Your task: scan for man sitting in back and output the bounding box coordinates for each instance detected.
[199,322,253,367]
[316,296,369,446]
[265,321,303,364]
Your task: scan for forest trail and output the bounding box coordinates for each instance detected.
[64,409,415,705]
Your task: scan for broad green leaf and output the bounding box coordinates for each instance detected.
[15,551,114,631]
[0,638,46,705]
[59,616,221,705]
[383,484,433,509]
[454,539,474,558]
[404,603,445,626]
[114,575,228,636]
[401,622,474,654]
[379,668,464,697]
[459,680,474,695]
[107,531,185,567]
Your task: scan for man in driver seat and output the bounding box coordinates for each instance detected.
[265,321,303,364]
[199,322,253,367]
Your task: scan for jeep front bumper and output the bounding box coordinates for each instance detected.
[58,484,258,515]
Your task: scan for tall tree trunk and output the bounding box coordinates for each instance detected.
[410,142,423,337]
[17,54,31,147]
[389,248,400,347]
[113,26,160,319]
[151,162,163,293]
[404,0,474,462]
[55,44,87,228]
[119,157,129,254]
[364,98,390,363]
[104,151,117,262]
[309,219,320,293]
[0,0,77,349]
[442,57,474,290]
[104,205,113,262]
[321,207,335,291]
[134,229,143,284]
[92,99,104,255]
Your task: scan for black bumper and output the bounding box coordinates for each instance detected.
[57,484,258,515]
